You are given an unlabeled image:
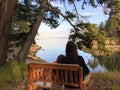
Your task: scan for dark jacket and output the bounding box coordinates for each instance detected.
[57,55,90,78]
[77,56,90,77]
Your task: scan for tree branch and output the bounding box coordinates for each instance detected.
[47,2,76,29]
[71,0,81,23]
[47,2,84,33]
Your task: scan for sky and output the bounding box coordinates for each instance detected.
[37,1,109,39]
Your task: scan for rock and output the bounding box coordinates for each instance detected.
[26,44,49,64]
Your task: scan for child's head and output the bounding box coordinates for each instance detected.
[56,54,66,63]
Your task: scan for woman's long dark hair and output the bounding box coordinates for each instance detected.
[65,41,79,64]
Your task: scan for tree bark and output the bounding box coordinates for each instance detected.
[16,0,48,62]
[0,0,17,66]
[0,0,6,5]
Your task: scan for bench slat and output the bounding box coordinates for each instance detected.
[65,70,68,83]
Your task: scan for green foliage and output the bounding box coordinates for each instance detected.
[96,32,107,52]
[65,11,76,20]
[97,51,120,72]
[68,0,97,9]
[69,23,88,47]
[11,20,31,34]
[69,23,104,50]
[12,0,40,32]
[14,0,60,30]
[10,0,46,51]
[0,61,28,88]
[104,0,120,43]
[16,0,40,24]
[43,8,60,29]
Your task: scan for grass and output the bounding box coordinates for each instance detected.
[0,61,120,90]
[89,71,120,90]
[92,72,112,81]
[96,51,120,72]
[0,61,28,90]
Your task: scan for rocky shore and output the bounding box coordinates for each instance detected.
[26,44,49,64]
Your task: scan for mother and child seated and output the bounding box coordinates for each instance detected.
[53,41,90,80]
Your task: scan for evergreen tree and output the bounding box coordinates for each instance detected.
[0,0,117,64]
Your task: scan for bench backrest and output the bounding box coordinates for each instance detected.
[28,63,83,90]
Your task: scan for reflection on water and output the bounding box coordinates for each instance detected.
[88,58,107,72]
[35,37,106,72]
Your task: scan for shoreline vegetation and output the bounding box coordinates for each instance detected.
[0,44,120,90]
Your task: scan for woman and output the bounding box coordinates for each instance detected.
[66,41,90,78]
[56,41,90,78]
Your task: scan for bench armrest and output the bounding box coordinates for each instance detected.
[83,73,92,86]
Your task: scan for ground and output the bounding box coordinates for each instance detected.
[0,73,120,90]
[88,72,120,90]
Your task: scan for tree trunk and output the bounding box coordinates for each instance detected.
[16,0,48,62]
[0,0,17,66]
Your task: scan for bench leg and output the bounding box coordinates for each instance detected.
[84,86,86,90]
[29,84,33,90]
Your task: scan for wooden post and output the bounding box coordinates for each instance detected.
[28,64,33,90]
[79,67,83,90]
[29,85,33,90]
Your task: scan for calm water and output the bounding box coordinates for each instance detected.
[35,37,106,72]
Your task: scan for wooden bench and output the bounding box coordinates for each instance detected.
[28,63,91,90]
